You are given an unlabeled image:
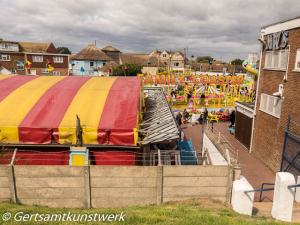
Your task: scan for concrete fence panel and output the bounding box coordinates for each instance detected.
[13,165,87,208]
[0,165,10,202]
[163,165,233,203]
[90,166,158,208]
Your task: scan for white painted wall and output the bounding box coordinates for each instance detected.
[203,132,228,165]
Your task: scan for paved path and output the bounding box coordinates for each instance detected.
[181,121,275,202]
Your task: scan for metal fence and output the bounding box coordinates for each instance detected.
[205,122,239,165]
[280,115,300,178]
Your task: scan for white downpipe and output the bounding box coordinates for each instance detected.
[284,45,290,81]
[249,39,264,153]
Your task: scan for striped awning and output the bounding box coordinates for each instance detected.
[0,75,143,146]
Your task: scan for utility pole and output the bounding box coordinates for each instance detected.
[157,52,160,74]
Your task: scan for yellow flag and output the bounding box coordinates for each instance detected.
[27,60,32,65]
[48,65,54,71]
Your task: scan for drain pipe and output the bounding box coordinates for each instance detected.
[249,37,264,153]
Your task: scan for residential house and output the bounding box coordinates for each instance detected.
[71,44,113,76]
[120,53,166,75]
[150,49,187,71]
[0,40,69,75]
[101,46,121,64]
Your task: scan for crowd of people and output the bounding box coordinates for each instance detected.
[175,107,236,129]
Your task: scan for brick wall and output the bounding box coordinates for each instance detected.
[252,28,300,173]
[0,53,25,72]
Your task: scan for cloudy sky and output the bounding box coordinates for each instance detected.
[1,0,300,62]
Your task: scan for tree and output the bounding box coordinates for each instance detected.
[112,63,143,77]
[0,38,3,41]
[57,47,71,54]
[230,59,243,65]
[197,56,214,63]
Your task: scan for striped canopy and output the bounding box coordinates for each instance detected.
[0,75,143,146]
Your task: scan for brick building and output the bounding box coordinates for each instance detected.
[251,17,300,173]
[0,41,69,75]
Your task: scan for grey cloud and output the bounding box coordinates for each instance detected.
[1,0,300,62]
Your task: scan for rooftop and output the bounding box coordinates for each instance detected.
[72,44,113,61]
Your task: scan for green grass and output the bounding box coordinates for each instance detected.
[0,199,286,225]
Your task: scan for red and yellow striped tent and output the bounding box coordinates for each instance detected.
[0,75,143,146]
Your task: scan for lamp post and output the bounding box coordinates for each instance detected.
[124,66,127,77]
[169,54,172,74]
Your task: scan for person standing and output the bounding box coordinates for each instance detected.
[175,112,183,127]
[200,92,206,108]
[203,108,208,124]
[229,108,235,128]
[182,109,189,123]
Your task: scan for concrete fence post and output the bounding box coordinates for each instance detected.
[231,175,254,215]
[7,164,17,203]
[156,165,163,205]
[295,176,300,203]
[271,172,295,222]
[84,166,91,209]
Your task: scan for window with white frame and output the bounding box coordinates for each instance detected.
[42,68,49,73]
[53,71,60,75]
[174,54,178,58]
[90,61,94,67]
[17,65,24,70]
[2,43,10,49]
[32,56,43,62]
[174,62,179,67]
[53,56,63,63]
[0,55,10,61]
[264,50,288,70]
[162,54,167,58]
[294,48,300,71]
[259,93,282,118]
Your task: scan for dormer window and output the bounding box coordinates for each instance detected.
[162,54,167,58]
[2,43,10,49]
[174,54,179,58]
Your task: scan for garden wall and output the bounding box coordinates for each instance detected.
[0,164,233,208]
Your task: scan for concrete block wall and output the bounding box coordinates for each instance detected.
[90,166,158,208]
[163,165,233,203]
[0,164,233,208]
[0,166,10,202]
[13,166,88,208]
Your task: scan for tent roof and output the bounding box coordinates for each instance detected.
[0,75,142,146]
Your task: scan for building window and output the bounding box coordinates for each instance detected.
[294,48,300,71]
[53,56,63,63]
[264,50,288,70]
[53,71,60,75]
[90,61,94,67]
[0,55,10,61]
[42,68,49,73]
[2,43,10,49]
[174,63,179,67]
[17,65,24,70]
[162,54,167,58]
[103,62,106,66]
[33,56,43,62]
[259,93,282,118]
[174,54,178,58]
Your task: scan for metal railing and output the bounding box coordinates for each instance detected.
[244,183,300,202]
